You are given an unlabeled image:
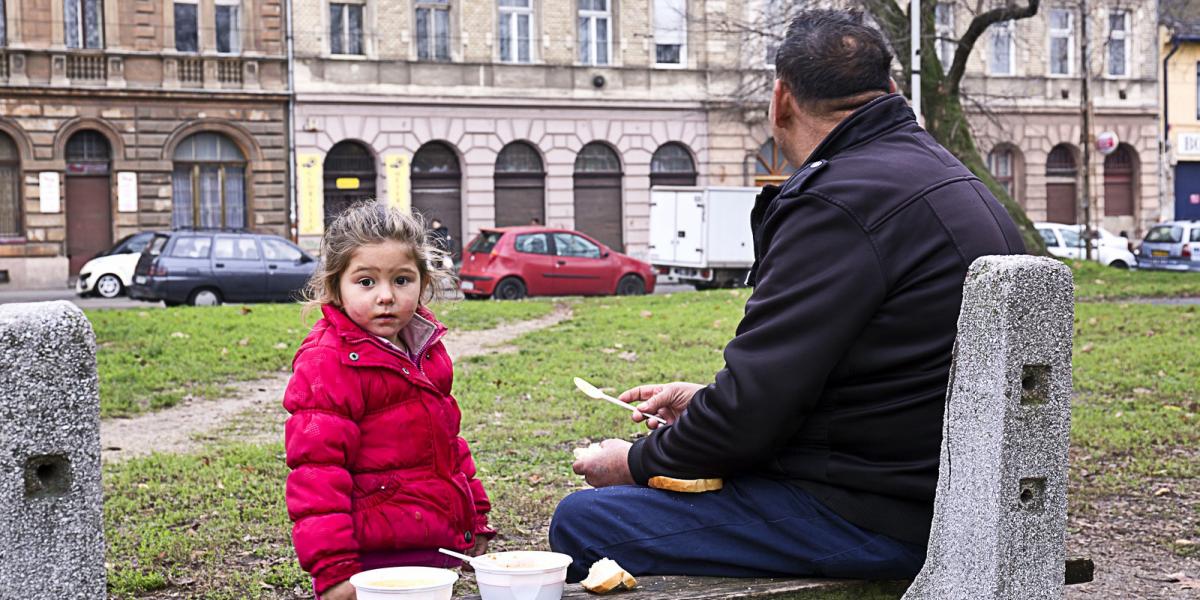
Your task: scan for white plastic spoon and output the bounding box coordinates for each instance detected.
[574,377,669,425]
[438,547,476,564]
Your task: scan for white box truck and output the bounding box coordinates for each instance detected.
[648,186,759,289]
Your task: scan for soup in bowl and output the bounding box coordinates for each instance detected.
[471,551,573,600]
[349,566,459,600]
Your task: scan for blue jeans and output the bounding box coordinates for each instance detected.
[548,476,926,583]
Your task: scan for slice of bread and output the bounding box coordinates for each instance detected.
[647,476,724,493]
[581,557,637,594]
[572,442,604,461]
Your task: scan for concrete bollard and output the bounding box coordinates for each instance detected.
[0,301,106,599]
[903,256,1074,600]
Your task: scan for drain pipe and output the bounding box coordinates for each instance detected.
[285,0,298,242]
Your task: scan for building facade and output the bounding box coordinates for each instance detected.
[1160,26,1200,222]
[294,0,1163,260]
[292,0,794,258]
[954,0,1162,237]
[0,0,289,289]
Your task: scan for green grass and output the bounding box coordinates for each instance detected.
[102,291,1200,597]
[1070,302,1200,495]
[1070,260,1200,301]
[87,300,555,418]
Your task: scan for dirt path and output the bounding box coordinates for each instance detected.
[100,304,573,463]
[1065,476,1200,599]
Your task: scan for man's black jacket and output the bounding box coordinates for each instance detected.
[627,94,1025,545]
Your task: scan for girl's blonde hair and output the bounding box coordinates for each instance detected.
[302,200,454,314]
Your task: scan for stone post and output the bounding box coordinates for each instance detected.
[0,301,106,599]
[903,256,1074,600]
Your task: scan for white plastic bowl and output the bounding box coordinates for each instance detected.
[472,551,574,600]
[349,566,459,600]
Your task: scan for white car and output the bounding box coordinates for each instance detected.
[1035,222,1137,269]
[76,232,159,298]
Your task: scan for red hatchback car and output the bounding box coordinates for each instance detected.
[458,226,656,299]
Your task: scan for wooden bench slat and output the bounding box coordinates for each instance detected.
[458,577,910,600]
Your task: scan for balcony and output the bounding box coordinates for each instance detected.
[65,54,106,81]
[0,48,282,93]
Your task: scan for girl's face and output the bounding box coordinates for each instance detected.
[337,240,423,345]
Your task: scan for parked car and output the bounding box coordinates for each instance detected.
[1136,220,1200,272]
[128,230,317,306]
[1035,222,1137,269]
[75,231,160,298]
[458,226,656,300]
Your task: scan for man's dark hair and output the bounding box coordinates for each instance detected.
[774,10,893,108]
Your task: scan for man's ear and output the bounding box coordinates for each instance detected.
[771,79,792,128]
[888,78,898,94]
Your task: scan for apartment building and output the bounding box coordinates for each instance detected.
[0,0,289,288]
[953,0,1162,237]
[1160,19,1200,221]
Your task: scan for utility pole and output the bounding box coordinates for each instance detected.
[1079,0,1095,260]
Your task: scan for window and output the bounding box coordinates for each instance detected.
[65,0,104,49]
[990,20,1014,75]
[499,0,533,63]
[175,1,199,52]
[262,238,304,261]
[169,236,213,258]
[578,0,610,66]
[553,233,601,258]
[1107,10,1129,77]
[514,233,550,255]
[935,3,954,72]
[574,143,621,173]
[1049,8,1073,76]
[651,142,697,186]
[416,0,450,61]
[496,142,543,173]
[331,3,365,55]
[1196,63,1200,119]
[214,236,260,260]
[1038,228,1060,248]
[1,3,7,47]
[988,147,1014,196]
[468,231,503,253]
[215,0,241,54]
[0,133,19,238]
[1059,227,1082,249]
[172,133,247,229]
[1145,226,1182,243]
[654,0,686,67]
[1192,227,1200,242]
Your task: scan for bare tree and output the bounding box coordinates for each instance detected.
[705,0,1048,253]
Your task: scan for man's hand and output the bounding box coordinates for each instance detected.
[459,535,489,572]
[321,580,356,600]
[572,439,634,488]
[619,382,705,429]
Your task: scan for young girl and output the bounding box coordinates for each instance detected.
[284,201,494,600]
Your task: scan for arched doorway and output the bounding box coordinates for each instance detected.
[1045,144,1078,223]
[172,132,247,229]
[651,142,697,187]
[754,138,796,186]
[494,141,545,227]
[0,133,20,239]
[573,142,623,250]
[323,141,376,226]
[1103,144,1136,217]
[65,130,112,275]
[411,141,463,258]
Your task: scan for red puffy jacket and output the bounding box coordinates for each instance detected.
[284,304,494,594]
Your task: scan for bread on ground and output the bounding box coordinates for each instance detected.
[647,476,724,493]
[581,557,637,594]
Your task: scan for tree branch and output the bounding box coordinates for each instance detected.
[946,0,1040,96]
